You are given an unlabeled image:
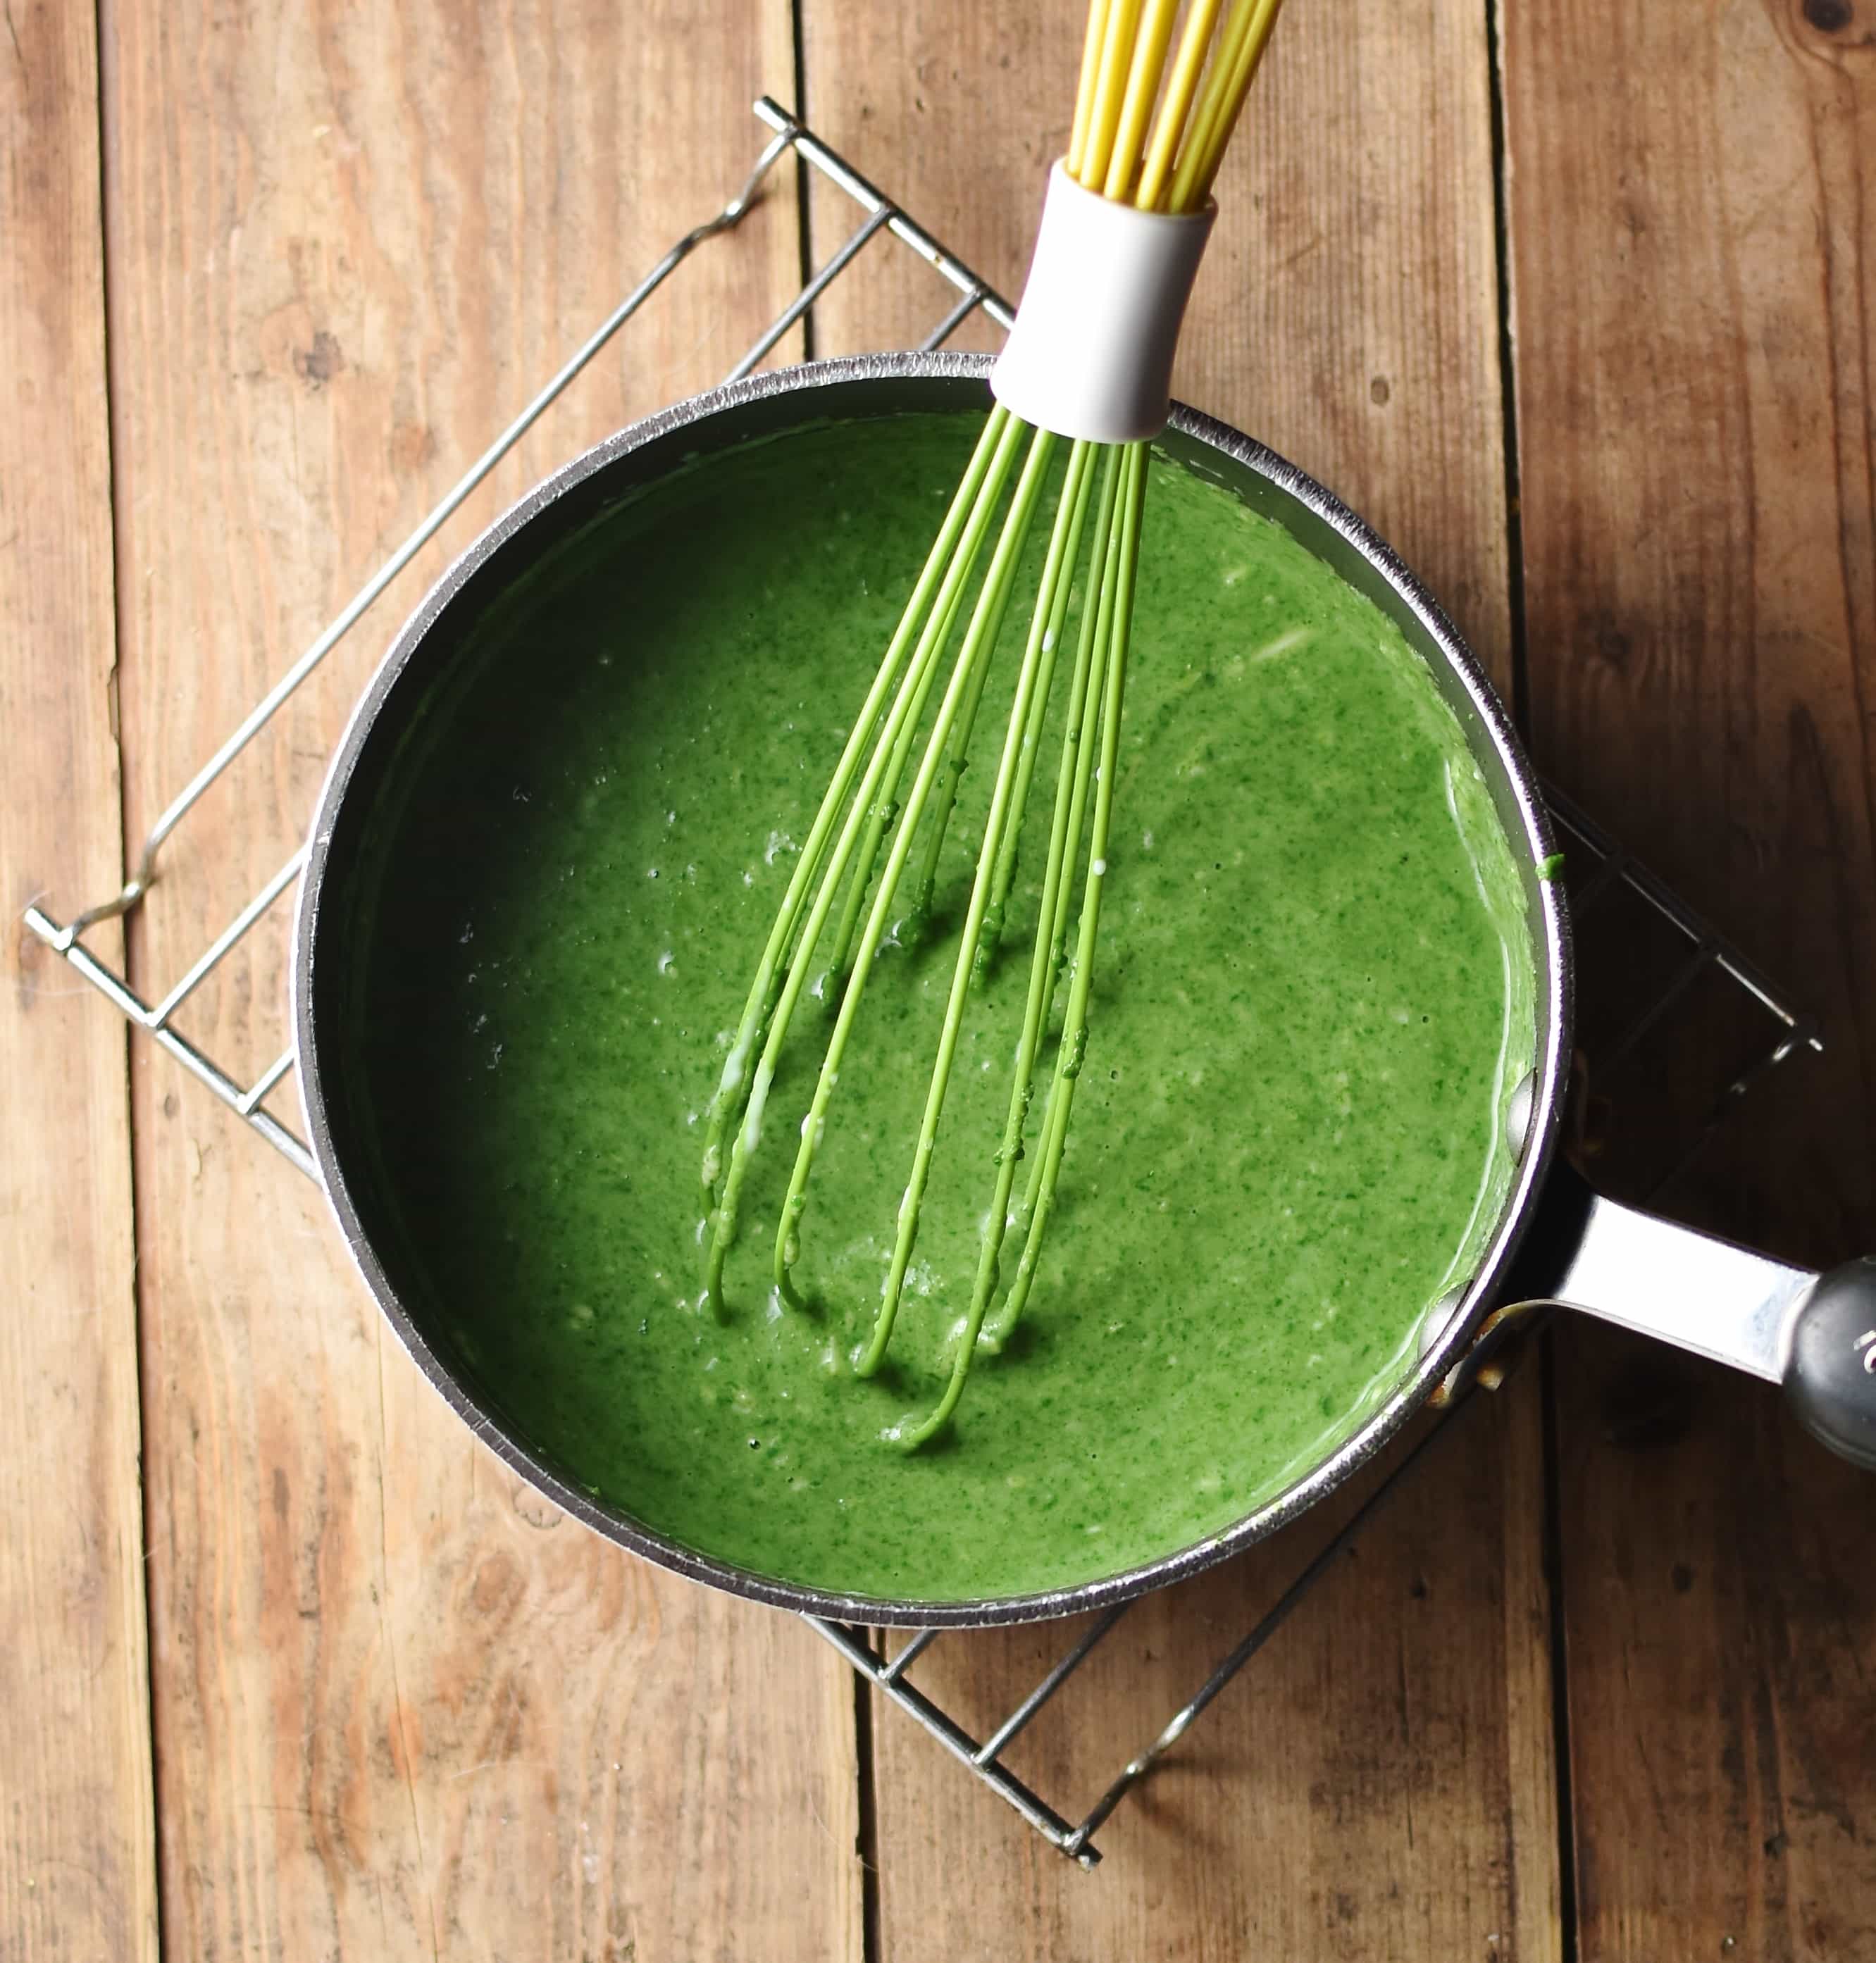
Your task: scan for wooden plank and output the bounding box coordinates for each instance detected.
[1502,0,1876,1954]
[802,5,1563,1952]
[874,1386,1558,1957]
[97,3,862,1956]
[0,2,159,1959]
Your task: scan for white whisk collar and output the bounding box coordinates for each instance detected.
[990,163,1217,447]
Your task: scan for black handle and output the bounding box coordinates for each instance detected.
[1784,1259,1876,1471]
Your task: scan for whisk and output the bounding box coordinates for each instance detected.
[700,0,1289,1445]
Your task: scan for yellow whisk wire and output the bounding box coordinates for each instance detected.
[1077,0,1145,191]
[1077,0,1286,215]
[1102,0,1183,204]
[1172,0,1284,210]
[1165,1,1252,206]
[1136,0,1224,211]
[1067,0,1113,179]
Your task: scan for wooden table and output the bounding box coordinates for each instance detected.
[6,2,1873,1957]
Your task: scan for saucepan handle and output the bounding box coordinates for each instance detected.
[1501,1162,1876,1470]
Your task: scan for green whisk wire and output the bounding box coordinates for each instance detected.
[988,440,1146,1350]
[698,404,1014,1209]
[852,437,1102,1388]
[769,425,1060,1314]
[975,521,1083,980]
[700,406,1025,1314]
[892,443,1143,1447]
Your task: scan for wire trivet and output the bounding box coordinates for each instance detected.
[23,96,1822,1866]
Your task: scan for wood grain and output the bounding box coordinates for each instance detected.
[97,2,862,1956]
[802,4,1560,1954]
[873,1386,1558,1961]
[1503,0,1876,1952]
[0,1,159,1958]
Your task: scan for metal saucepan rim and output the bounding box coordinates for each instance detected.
[293,351,1572,1627]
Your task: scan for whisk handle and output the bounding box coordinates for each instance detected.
[990,162,1215,447]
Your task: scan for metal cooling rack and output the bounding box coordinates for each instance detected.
[24,96,1824,1867]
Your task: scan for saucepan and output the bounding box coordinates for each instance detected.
[294,354,1876,1628]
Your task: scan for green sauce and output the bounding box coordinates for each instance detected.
[355,411,1533,1605]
